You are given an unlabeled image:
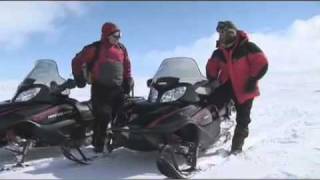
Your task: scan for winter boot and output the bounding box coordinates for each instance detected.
[94,145,104,153]
[93,136,105,153]
[230,125,249,155]
[92,133,106,153]
[0,140,7,147]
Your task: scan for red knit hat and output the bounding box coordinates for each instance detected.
[102,22,120,36]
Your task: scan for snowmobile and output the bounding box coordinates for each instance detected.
[63,57,234,179]
[0,59,94,168]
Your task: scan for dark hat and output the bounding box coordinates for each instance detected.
[216,21,237,32]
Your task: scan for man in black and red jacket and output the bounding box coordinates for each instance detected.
[206,21,268,155]
[71,22,134,153]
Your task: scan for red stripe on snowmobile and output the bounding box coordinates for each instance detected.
[31,106,61,123]
[146,109,181,128]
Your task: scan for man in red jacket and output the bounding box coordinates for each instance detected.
[72,22,134,153]
[206,21,268,155]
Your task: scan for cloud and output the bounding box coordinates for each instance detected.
[0,2,86,50]
[1,14,320,100]
[131,14,320,96]
[251,15,320,73]
[138,33,219,77]
[138,15,320,77]
[0,80,19,101]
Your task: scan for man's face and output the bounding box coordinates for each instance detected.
[218,27,237,46]
[107,31,121,45]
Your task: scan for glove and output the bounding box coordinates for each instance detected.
[74,74,86,88]
[63,79,77,89]
[245,77,257,92]
[209,80,220,91]
[49,81,61,94]
[123,77,134,94]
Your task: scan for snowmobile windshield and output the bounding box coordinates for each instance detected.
[152,57,206,84]
[18,59,66,90]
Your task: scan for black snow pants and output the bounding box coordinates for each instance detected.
[91,83,124,150]
[209,81,253,151]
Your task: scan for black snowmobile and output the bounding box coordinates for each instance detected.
[63,57,234,179]
[0,59,94,168]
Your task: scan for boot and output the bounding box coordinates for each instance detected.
[0,140,8,147]
[230,136,244,155]
[230,125,248,155]
[92,132,106,153]
[94,145,104,153]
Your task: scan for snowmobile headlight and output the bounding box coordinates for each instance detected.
[160,86,187,103]
[15,87,41,102]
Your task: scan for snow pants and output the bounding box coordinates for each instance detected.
[91,83,124,150]
[209,81,253,151]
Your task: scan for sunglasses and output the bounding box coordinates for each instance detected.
[110,31,122,39]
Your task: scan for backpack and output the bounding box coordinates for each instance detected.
[82,41,127,84]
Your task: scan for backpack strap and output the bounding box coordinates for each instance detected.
[118,42,128,56]
[86,41,101,71]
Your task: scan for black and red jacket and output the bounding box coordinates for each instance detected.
[206,31,268,104]
[71,40,131,87]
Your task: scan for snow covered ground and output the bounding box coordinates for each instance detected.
[0,69,319,179]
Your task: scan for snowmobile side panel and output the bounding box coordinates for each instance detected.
[145,105,200,129]
[0,103,52,130]
[32,119,77,145]
[123,132,160,151]
[197,119,221,149]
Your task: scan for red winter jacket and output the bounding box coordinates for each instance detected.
[206,31,268,104]
[72,41,131,87]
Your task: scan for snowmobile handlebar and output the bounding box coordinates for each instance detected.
[50,79,76,95]
[194,80,220,96]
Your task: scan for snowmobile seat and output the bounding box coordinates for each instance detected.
[131,100,162,114]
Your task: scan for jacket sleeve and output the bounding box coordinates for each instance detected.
[71,45,96,77]
[247,42,269,80]
[206,51,220,81]
[121,45,132,80]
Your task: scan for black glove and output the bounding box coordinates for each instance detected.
[123,77,134,94]
[49,81,61,94]
[245,77,257,92]
[74,74,86,88]
[62,79,77,89]
[209,80,220,91]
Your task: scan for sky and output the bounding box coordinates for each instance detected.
[0,1,320,98]
[0,2,320,178]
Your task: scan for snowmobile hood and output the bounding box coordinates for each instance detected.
[0,101,32,130]
[0,101,27,116]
